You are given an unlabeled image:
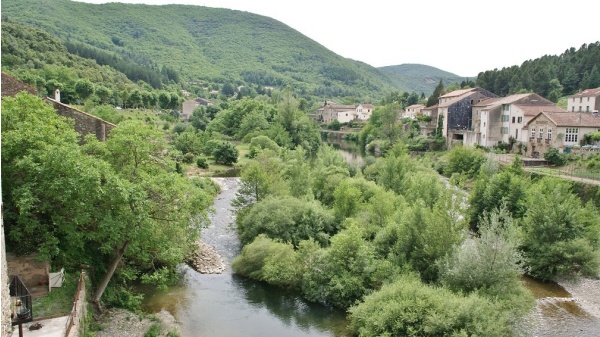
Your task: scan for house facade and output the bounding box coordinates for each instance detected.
[471,93,563,147]
[315,102,371,123]
[437,88,497,147]
[356,104,374,120]
[568,88,600,113]
[404,104,425,119]
[181,97,213,121]
[523,111,600,157]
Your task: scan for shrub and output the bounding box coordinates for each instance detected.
[196,156,208,169]
[443,145,485,178]
[144,323,161,337]
[206,140,238,165]
[183,152,195,164]
[349,275,513,337]
[544,148,567,166]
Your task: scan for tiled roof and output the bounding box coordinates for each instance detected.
[473,97,501,107]
[545,112,600,127]
[360,104,375,108]
[474,94,543,109]
[327,104,356,109]
[406,104,425,109]
[439,88,476,98]
[526,111,600,128]
[569,88,600,98]
[516,104,566,116]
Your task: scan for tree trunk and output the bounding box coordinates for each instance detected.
[91,240,130,313]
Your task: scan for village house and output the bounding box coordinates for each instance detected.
[437,87,497,147]
[404,104,425,119]
[315,102,359,124]
[181,97,213,120]
[418,104,439,137]
[356,104,375,120]
[568,87,600,113]
[471,93,564,147]
[523,111,600,157]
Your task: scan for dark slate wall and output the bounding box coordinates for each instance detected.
[448,98,473,130]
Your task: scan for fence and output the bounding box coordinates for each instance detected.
[64,272,86,337]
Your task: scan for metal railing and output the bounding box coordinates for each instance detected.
[9,275,33,326]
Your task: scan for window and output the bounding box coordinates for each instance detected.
[572,106,575,112]
[502,104,509,111]
[518,116,523,123]
[587,106,590,112]
[539,128,544,139]
[501,115,509,122]
[580,97,583,103]
[512,116,516,123]
[501,127,508,134]
[531,128,536,138]
[483,122,486,127]
[565,128,579,142]
[588,97,590,101]
[547,129,552,140]
[579,106,582,112]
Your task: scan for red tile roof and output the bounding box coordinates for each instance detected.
[516,104,566,116]
[526,111,600,128]
[569,88,600,98]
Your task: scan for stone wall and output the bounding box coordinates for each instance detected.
[1,202,12,337]
[1,72,116,143]
[66,272,87,337]
[46,98,116,143]
[6,253,50,290]
[1,72,37,97]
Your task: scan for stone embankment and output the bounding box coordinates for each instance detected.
[185,241,225,274]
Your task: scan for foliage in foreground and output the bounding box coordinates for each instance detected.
[348,275,515,337]
[1,93,216,309]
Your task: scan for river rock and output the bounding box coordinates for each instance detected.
[186,241,226,274]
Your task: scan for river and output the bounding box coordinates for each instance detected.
[138,178,349,337]
[138,142,600,336]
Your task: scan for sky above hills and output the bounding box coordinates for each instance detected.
[76,0,599,77]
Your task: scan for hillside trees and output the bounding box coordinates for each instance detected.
[1,93,214,311]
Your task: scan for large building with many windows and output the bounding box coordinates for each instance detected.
[568,88,600,113]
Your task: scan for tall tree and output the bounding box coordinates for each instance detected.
[426,80,444,107]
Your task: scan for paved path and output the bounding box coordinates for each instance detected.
[9,316,68,337]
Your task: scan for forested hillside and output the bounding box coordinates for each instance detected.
[1,0,398,101]
[378,64,469,96]
[476,42,600,100]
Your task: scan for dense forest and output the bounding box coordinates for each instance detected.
[476,42,600,100]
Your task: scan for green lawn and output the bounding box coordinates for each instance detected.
[33,272,78,318]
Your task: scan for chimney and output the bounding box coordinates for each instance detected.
[54,89,61,102]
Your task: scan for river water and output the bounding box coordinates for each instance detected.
[139,178,349,337]
[138,142,600,336]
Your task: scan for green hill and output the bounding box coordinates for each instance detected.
[1,0,400,101]
[378,64,470,96]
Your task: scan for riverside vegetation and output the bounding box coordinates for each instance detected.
[2,0,600,335]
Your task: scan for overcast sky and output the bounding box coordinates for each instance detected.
[75,0,599,77]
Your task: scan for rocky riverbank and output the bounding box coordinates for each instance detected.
[558,277,600,318]
[185,241,226,274]
[96,308,179,337]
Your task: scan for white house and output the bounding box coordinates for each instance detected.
[568,87,600,113]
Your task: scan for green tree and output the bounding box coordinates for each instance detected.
[236,196,335,247]
[426,79,444,107]
[74,78,95,101]
[211,140,238,165]
[349,275,514,337]
[522,178,600,280]
[440,206,526,298]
